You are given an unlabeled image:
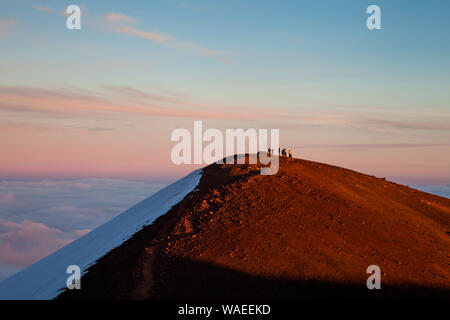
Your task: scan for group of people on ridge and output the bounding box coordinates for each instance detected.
[267,147,292,158]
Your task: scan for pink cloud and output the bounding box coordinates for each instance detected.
[105,13,138,24]
[0,20,16,36]
[103,12,229,62]
[1,86,449,132]
[112,25,174,43]
[32,6,54,13]
[0,219,85,267]
[0,193,14,204]
[73,229,91,237]
[0,86,277,120]
[73,182,92,190]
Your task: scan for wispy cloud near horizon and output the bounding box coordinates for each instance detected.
[291,143,450,151]
[0,85,265,120]
[1,85,449,134]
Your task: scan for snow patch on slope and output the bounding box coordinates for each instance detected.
[0,169,202,300]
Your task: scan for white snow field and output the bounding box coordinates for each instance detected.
[0,169,202,300]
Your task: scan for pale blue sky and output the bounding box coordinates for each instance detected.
[2,0,449,108]
[0,0,449,184]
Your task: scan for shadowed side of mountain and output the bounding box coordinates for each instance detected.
[153,257,450,300]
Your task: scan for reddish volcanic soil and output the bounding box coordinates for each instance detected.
[58,156,450,299]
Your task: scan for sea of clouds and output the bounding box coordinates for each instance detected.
[0,179,166,282]
[0,178,448,283]
[412,184,450,199]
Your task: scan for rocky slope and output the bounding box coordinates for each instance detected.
[59,155,450,299]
